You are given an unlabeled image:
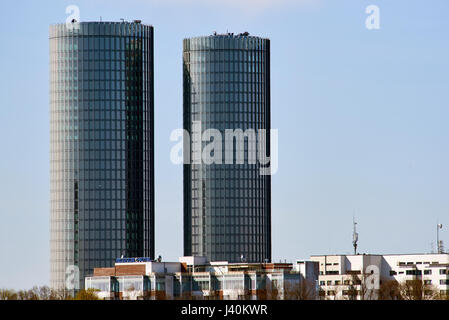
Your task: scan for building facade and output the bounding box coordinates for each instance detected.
[312,253,449,300]
[85,257,315,300]
[183,33,271,263]
[49,21,155,289]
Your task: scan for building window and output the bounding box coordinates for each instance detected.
[326,271,339,275]
[406,269,421,276]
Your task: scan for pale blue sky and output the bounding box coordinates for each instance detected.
[0,0,448,289]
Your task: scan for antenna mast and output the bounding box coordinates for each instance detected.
[353,217,359,255]
[437,223,443,254]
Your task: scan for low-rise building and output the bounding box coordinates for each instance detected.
[85,257,319,300]
[311,253,449,300]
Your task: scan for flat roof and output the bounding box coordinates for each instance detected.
[310,253,449,257]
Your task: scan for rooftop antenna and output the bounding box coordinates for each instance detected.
[352,217,359,255]
[437,223,443,253]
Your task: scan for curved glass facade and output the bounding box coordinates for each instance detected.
[50,22,154,289]
[183,34,271,263]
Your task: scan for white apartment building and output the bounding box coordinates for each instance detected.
[311,253,449,300]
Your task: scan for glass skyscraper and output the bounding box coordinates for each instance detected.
[183,33,271,263]
[49,21,154,289]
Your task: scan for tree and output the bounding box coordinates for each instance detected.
[317,287,326,300]
[53,289,74,300]
[73,288,99,300]
[267,284,281,300]
[398,280,438,300]
[344,271,379,300]
[0,289,18,300]
[283,280,316,300]
[378,280,402,300]
[345,279,359,301]
[324,286,337,300]
[255,289,268,300]
[175,291,194,300]
[17,287,40,300]
[37,286,53,300]
[0,287,77,300]
[270,287,281,300]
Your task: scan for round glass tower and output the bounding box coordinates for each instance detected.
[49,21,154,290]
[183,33,271,263]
